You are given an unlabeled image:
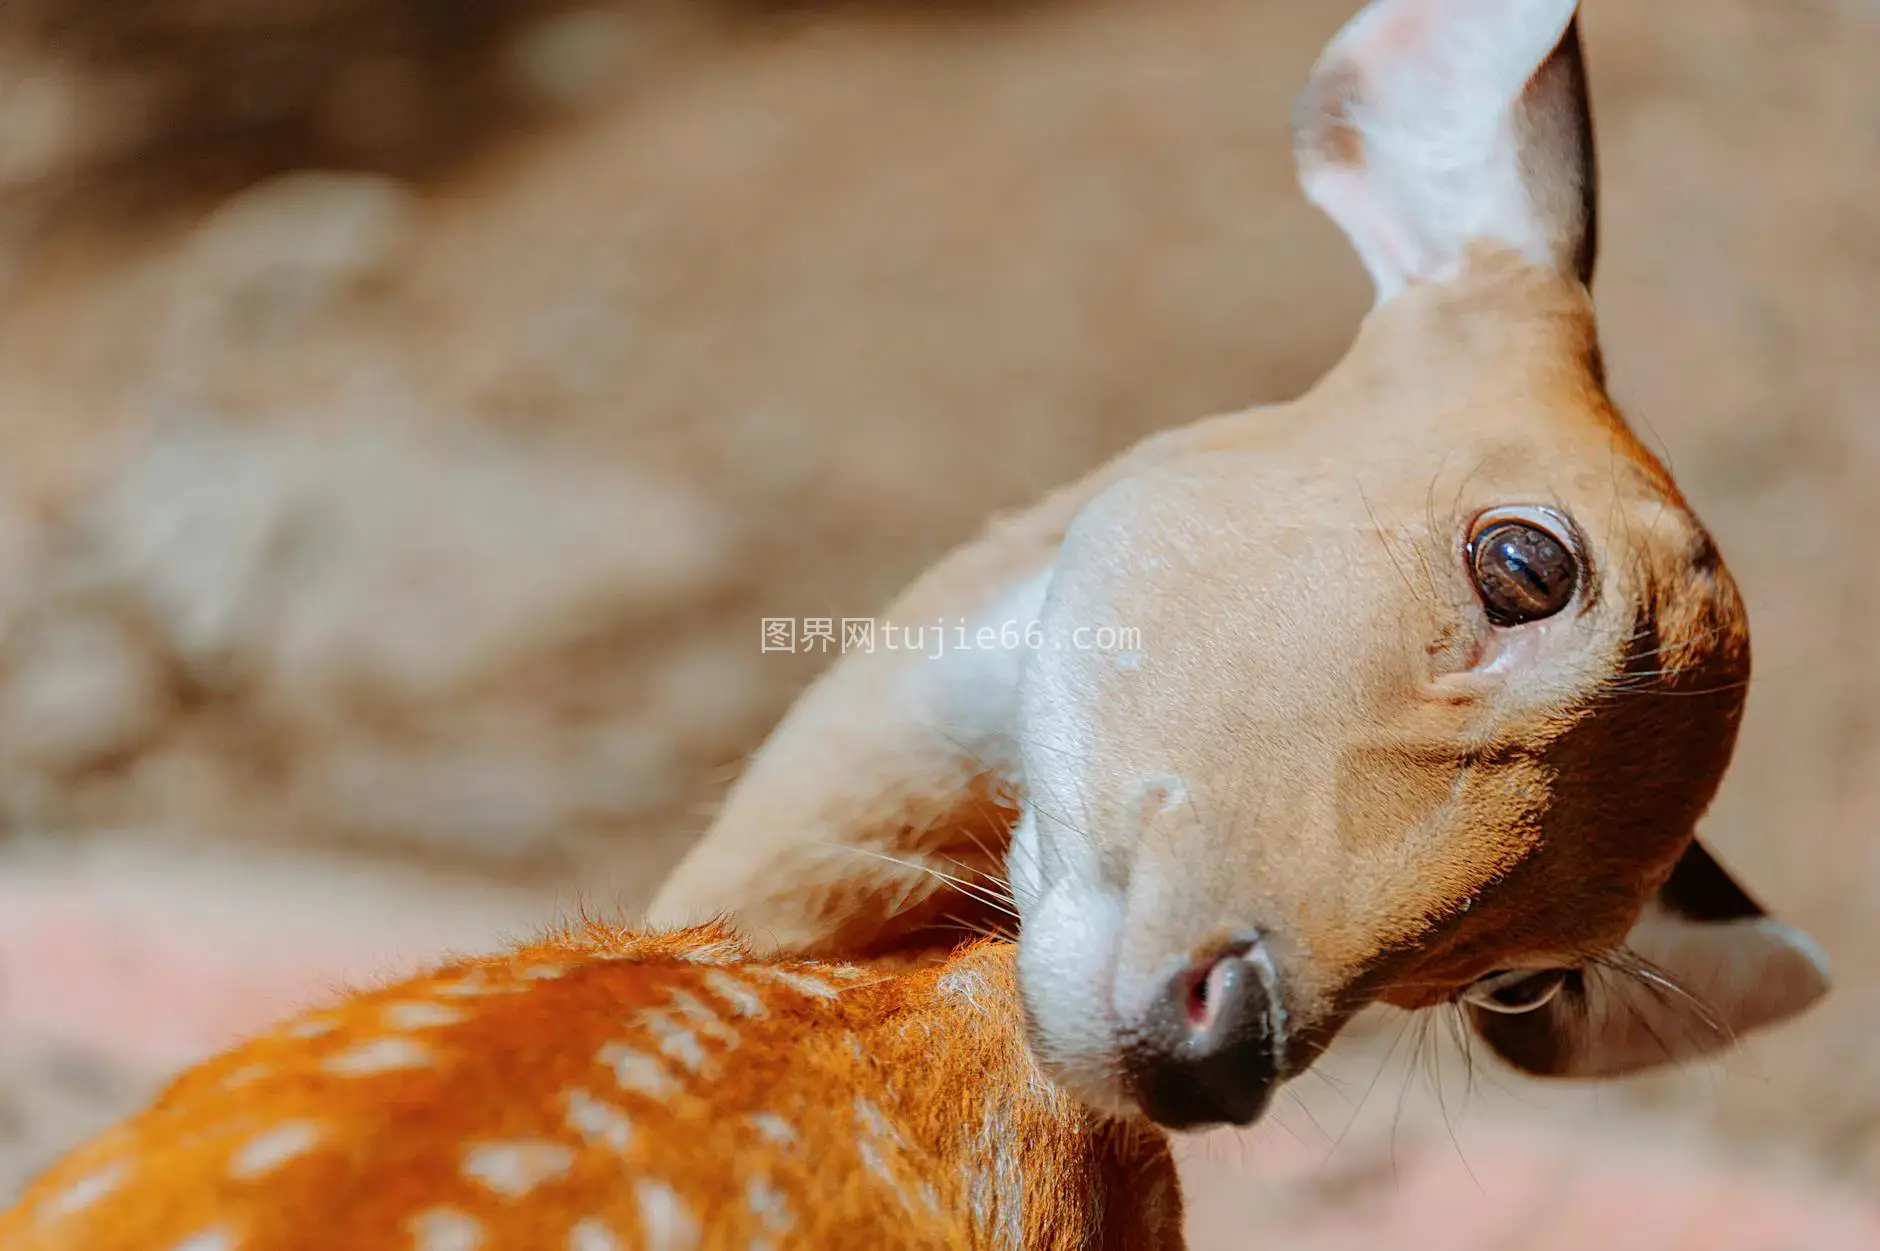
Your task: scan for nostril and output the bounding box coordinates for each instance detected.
[1127,936,1282,1131]
[1182,965,1211,1030]
[1185,941,1257,1034]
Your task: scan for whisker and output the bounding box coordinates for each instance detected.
[813,843,1022,920]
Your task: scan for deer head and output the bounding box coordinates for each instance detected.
[653,0,1829,1131]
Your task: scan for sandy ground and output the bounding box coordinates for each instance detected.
[1,0,1878,1243]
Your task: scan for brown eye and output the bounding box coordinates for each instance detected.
[1468,518,1578,626]
[1461,968,1570,1015]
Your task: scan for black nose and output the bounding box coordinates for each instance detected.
[1124,937,1282,1130]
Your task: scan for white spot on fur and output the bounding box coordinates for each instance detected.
[229,1122,322,1179]
[599,1043,677,1099]
[384,1001,467,1030]
[642,1013,709,1074]
[170,1231,235,1251]
[568,1219,621,1251]
[434,971,525,997]
[855,1096,894,1139]
[701,970,767,1018]
[828,965,868,981]
[975,1097,1025,1246]
[42,1162,126,1219]
[323,1037,431,1075]
[746,1175,792,1233]
[563,1088,634,1152]
[409,1207,485,1251]
[635,1178,701,1251]
[754,967,839,1001]
[666,988,738,1045]
[284,1016,336,1039]
[747,1112,797,1146]
[519,963,566,980]
[219,1064,269,1090]
[937,967,990,1013]
[853,1096,919,1210]
[855,1139,898,1202]
[964,1162,994,1230]
[462,1140,577,1199]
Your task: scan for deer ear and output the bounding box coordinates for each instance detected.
[1293,0,1597,303]
[1470,841,1831,1079]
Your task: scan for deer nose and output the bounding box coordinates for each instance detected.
[1124,937,1283,1130]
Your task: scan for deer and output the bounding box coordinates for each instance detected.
[649,0,1832,1131]
[0,1,1834,1246]
[0,924,1184,1251]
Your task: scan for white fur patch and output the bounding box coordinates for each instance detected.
[229,1122,322,1180]
[937,967,991,1014]
[642,1013,709,1074]
[42,1162,127,1220]
[635,1179,701,1251]
[853,1096,924,1213]
[599,1043,678,1099]
[323,1037,431,1075]
[218,1064,270,1091]
[746,1175,793,1233]
[753,967,840,1001]
[568,1219,622,1251]
[169,1231,236,1251]
[409,1207,486,1251]
[434,971,526,998]
[666,988,739,1045]
[1013,862,1131,1118]
[461,1139,577,1199]
[383,1001,467,1030]
[563,1087,635,1153]
[747,1112,797,1146]
[700,970,767,1018]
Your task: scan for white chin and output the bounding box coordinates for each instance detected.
[1015,875,1133,1118]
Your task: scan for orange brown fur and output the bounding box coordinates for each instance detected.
[0,924,1182,1251]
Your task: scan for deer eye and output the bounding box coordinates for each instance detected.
[1460,968,1569,1015]
[1467,509,1580,626]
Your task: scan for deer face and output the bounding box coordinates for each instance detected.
[1011,1,1827,1130]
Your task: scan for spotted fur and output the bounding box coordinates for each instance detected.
[0,924,1182,1251]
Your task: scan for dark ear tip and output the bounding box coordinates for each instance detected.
[1657,840,1766,925]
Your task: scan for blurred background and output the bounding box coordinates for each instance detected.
[0,0,1876,1244]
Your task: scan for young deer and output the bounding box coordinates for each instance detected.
[651,0,1832,1129]
[0,924,1184,1251]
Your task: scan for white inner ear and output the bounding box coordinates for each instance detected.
[1570,909,1832,1078]
[1297,0,1580,301]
